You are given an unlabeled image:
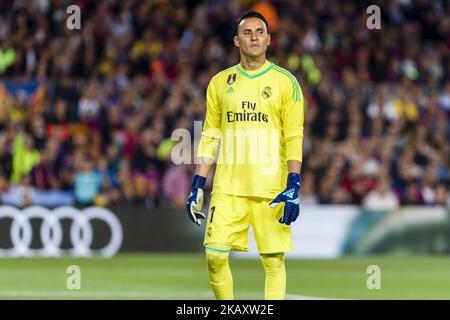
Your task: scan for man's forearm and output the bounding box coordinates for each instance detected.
[287,160,302,175]
[195,157,215,178]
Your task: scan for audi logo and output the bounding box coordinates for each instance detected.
[0,206,123,258]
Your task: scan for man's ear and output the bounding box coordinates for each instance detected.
[233,35,240,48]
[267,33,271,46]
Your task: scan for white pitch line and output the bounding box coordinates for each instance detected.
[0,290,213,298]
[0,290,335,300]
[285,294,336,300]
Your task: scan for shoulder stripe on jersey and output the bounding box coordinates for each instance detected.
[272,65,300,101]
[272,65,301,102]
[273,65,300,101]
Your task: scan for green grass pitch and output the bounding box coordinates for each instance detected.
[0,254,449,299]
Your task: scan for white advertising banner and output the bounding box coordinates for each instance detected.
[234,205,360,259]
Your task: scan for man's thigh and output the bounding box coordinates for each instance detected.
[203,194,251,252]
[249,197,292,254]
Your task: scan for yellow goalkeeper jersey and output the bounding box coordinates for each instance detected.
[198,59,304,199]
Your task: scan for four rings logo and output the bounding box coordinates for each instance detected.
[0,206,123,258]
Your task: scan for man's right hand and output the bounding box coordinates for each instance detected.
[186,175,207,226]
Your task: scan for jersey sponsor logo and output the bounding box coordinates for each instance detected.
[227,73,236,85]
[227,111,268,123]
[261,86,272,99]
[226,101,269,123]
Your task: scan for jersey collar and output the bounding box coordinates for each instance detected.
[236,60,272,79]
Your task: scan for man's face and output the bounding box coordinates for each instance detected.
[234,17,270,58]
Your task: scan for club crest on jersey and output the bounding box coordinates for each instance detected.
[227,73,236,85]
[262,86,271,99]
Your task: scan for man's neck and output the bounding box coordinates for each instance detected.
[239,55,266,70]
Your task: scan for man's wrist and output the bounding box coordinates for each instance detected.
[287,173,301,187]
[192,175,206,189]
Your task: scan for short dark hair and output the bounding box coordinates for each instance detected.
[235,11,269,35]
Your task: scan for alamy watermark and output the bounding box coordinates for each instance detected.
[66,5,81,30]
[366,5,381,30]
[171,121,287,175]
[366,265,381,290]
[66,265,81,290]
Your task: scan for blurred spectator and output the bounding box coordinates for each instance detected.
[434,184,449,207]
[299,171,318,205]
[363,176,400,211]
[74,159,102,206]
[2,175,36,208]
[0,40,15,74]
[252,1,280,32]
[11,133,40,184]
[30,149,57,190]
[401,182,424,205]
[162,163,190,208]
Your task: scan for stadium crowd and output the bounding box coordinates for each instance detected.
[0,0,449,209]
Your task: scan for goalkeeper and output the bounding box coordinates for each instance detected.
[186,11,304,300]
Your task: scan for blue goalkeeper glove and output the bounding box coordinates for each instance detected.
[186,175,206,226]
[269,173,301,225]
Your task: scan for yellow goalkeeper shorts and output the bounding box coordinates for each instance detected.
[203,193,292,254]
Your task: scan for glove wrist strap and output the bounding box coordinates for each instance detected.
[287,173,301,187]
[192,175,206,188]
